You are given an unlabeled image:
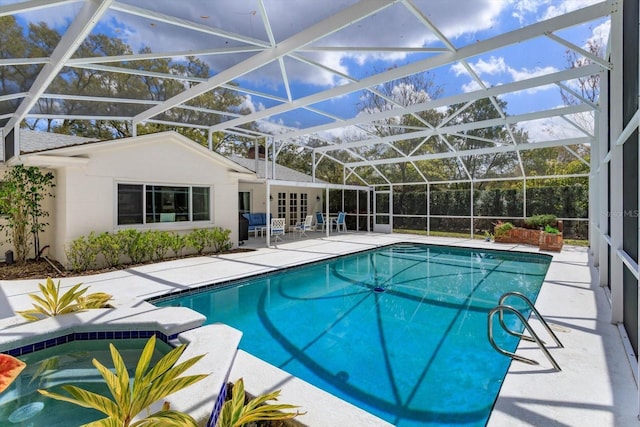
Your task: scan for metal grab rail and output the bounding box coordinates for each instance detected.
[488,305,562,371]
[498,292,564,348]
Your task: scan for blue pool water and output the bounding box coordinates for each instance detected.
[155,243,551,426]
[0,338,172,426]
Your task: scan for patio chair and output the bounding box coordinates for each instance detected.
[270,218,286,242]
[315,212,326,231]
[294,215,314,237]
[333,211,347,232]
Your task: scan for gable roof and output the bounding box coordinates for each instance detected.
[13,130,255,176]
[0,129,97,160]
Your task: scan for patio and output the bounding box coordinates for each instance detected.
[0,1,638,424]
[0,233,636,426]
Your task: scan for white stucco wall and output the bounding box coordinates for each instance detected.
[41,134,243,266]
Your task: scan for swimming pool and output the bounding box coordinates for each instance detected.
[0,338,172,426]
[154,243,551,426]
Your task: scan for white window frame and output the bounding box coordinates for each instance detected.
[115,182,213,227]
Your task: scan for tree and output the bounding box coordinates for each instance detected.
[0,165,55,263]
[0,17,255,148]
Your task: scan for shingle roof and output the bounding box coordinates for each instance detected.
[19,129,97,154]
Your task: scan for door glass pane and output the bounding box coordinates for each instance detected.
[376,193,390,224]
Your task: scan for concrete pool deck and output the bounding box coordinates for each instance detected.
[0,232,637,426]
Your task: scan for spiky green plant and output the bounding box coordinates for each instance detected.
[78,292,113,309]
[38,335,207,427]
[16,277,112,321]
[217,378,303,427]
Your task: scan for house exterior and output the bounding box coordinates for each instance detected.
[1,131,256,266]
[232,156,325,229]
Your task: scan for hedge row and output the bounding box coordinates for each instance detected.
[65,227,232,272]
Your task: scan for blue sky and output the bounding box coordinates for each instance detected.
[6,0,609,142]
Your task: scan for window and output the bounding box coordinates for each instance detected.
[118,184,143,225]
[117,184,210,225]
[289,192,298,226]
[238,191,251,214]
[278,192,286,219]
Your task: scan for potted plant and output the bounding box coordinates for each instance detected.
[493,222,514,243]
[539,224,563,252]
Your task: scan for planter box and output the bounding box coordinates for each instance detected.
[493,225,563,252]
[539,232,563,252]
[494,226,540,245]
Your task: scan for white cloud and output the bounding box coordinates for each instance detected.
[238,94,264,114]
[519,114,590,142]
[471,56,508,76]
[461,80,483,93]
[452,56,559,94]
[508,65,558,81]
[510,0,547,24]
[587,20,610,50]
[12,2,79,30]
[542,0,602,20]
[110,0,512,91]
[508,0,603,23]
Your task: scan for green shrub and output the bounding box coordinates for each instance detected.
[210,227,232,253]
[147,230,173,262]
[187,227,232,255]
[64,226,232,272]
[169,233,186,258]
[65,233,100,272]
[118,229,151,264]
[186,229,211,255]
[494,222,514,237]
[544,224,560,234]
[525,214,557,229]
[93,232,122,267]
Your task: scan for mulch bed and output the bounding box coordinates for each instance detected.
[0,248,255,281]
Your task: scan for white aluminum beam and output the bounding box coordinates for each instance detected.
[0,0,76,16]
[277,63,602,141]
[0,57,49,66]
[66,46,265,65]
[0,93,26,102]
[133,0,398,123]
[2,0,113,134]
[314,104,592,152]
[111,1,270,48]
[346,136,591,167]
[297,46,449,53]
[208,2,612,134]
[545,31,612,69]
